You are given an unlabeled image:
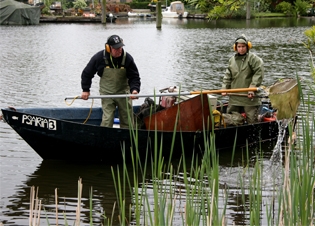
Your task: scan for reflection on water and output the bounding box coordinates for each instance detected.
[1,161,126,225]
[0,142,280,226]
[0,17,314,225]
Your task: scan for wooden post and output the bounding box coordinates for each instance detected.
[156,1,162,28]
[246,0,251,20]
[101,0,106,24]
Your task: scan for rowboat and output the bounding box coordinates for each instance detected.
[1,88,290,163]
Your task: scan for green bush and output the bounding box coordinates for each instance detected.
[41,5,53,15]
[231,8,246,19]
[73,0,87,9]
[294,0,311,16]
[275,1,293,15]
[128,2,151,9]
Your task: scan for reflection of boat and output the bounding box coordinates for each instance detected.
[1,87,289,162]
[128,11,151,17]
[139,13,151,17]
[162,17,188,25]
[106,13,117,23]
[162,1,188,18]
[128,11,139,17]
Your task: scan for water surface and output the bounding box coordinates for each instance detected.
[0,17,314,225]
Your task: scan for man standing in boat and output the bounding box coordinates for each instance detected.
[81,35,141,128]
[221,34,264,124]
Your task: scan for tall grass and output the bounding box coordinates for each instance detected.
[111,83,313,226]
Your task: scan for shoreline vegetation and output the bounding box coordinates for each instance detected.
[39,11,291,23]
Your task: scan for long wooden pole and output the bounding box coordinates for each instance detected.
[101,0,106,24]
[156,1,162,28]
[65,87,261,100]
[189,87,260,95]
[227,93,268,98]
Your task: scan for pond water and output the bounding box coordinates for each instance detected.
[0,17,314,225]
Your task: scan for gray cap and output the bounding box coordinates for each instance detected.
[235,34,248,44]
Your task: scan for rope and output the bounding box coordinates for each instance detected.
[64,96,80,106]
[64,96,94,124]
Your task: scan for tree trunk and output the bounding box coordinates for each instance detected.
[246,0,250,20]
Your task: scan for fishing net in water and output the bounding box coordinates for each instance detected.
[267,78,300,120]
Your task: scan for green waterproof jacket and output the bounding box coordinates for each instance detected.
[222,52,264,106]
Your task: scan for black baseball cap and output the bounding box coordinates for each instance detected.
[107,35,125,49]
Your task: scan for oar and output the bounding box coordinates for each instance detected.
[65,87,262,100]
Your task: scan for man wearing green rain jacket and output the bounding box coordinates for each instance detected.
[221,34,264,124]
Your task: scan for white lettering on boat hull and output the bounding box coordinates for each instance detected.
[21,114,57,130]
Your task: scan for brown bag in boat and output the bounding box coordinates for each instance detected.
[135,97,163,129]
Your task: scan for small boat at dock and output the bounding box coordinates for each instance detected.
[162,1,188,18]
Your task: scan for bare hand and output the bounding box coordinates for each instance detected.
[248,91,254,99]
[221,92,227,96]
[130,90,139,99]
[81,91,90,100]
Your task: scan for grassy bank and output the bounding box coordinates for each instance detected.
[252,12,287,18]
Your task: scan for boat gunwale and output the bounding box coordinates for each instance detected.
[1,106,279,132]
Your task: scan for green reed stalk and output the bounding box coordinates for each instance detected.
[127,107,147,225]
[249,156,262,225]
[89,187,93,226]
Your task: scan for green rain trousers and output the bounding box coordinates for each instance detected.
[99,56,133,128]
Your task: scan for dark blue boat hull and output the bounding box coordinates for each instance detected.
[1,106,281,162]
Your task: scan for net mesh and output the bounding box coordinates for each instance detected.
[268,78,300,120]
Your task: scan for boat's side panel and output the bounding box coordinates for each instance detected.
[144,94,211,131]
[214,121,279,151]
[1,108,140,161]
[1,108,199,161]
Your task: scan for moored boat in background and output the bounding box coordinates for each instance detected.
[162,1,188,18]
[0,0,41,25]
